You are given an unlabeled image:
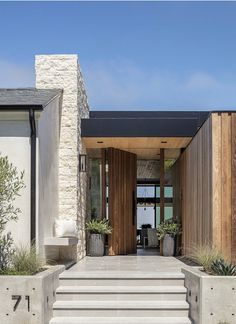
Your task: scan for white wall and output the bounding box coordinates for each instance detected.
[0,112,31,247]
[37,97,61,257]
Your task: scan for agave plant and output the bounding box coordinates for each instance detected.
[211,258,236,276]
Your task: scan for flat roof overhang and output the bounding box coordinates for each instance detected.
[82,111,210,159]
[81,111,210,138]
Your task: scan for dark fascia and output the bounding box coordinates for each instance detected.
[0,104,43,111]
[82,111,211,138]
[89,110,210,119]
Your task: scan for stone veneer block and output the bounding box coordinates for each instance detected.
[35,55,89,259]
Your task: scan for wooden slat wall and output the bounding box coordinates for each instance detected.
[108,148,137,255]
[180,113,236,261]
[180,117,212,255]
[231,114,236,262]
[212,113,232,261]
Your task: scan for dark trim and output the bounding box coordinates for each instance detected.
[82,118,201,138]
[29,109,37,244]
[0,105,43,110]
[89,111,210,119]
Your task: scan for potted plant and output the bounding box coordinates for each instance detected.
[86,219,112,256]
[157,219,181,256]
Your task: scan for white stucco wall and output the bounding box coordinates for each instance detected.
[0,112,31,247]
[37,97,61,257]
[35,54,89,259]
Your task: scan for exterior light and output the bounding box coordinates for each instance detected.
[79,154,87,172]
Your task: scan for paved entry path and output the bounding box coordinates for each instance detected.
[68,255,188,273]
[50,257,192,323]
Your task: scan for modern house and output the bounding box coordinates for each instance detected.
[0,54,235,263]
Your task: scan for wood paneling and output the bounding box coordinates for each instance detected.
[231,114,236,262]
[180,113,236,261]
[212,113,232,260]
[180,117,212,255]
[84,137,191,150]
[108,148,137,255]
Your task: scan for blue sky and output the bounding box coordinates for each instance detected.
[0,2,236,110]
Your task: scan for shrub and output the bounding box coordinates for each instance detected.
[0,233,15,271]
[157,219,182,240]
[11,245,44,275]
[0,155,25,271]
[86,219,112,235]
[0,155,25,232]
[211,259,236,276]
[189,244,222,274]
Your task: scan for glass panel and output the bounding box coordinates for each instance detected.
[137,186,154,198]
[165,187,173,198]
[165,207,173,220]
[155,206,160,226]
[90,159,101,219]
[155,206,173,226]
[155,186,173,198]
[137,206,155,229]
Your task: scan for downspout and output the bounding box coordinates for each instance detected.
[29,109,36,244]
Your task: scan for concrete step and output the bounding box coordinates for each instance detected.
[50,316,192,324]
[59,271,185,286]
[56,285,187,301]
[53,300,189,317]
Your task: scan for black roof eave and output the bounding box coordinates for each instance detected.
[81,111,211,138]
[0,105,43,111]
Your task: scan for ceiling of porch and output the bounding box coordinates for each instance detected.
[83,136,191,160]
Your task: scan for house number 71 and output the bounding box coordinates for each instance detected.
[12,295,30,311]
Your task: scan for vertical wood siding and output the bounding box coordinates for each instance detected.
[212,113,232,260]
[108,148,137,255]
[180,117,212,255]
[180,113,236,261]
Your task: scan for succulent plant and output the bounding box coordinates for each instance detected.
[211,258,236,276]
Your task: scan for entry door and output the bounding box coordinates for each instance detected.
[107,148,137,255]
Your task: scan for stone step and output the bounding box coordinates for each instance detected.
[56,285,187,301]
[59,271,185,286]
[53,300,189,317]
[50,316,192,324]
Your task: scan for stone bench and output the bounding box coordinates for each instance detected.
[44,237,78,246]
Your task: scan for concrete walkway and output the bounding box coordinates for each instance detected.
[68,255,188,273]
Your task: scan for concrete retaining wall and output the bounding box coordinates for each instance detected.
[182,267,236,324]
[0,265,64,324]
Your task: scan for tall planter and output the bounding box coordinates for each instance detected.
[89,234,105,257]
[163,234,175,256]
[0,265,64,324]
[182,267,236,324]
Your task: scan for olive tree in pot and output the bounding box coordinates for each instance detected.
[86,219,112,256]
[157,220,182,256]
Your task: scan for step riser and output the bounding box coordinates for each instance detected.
[59,279,185,286]
[50,317,192,324]
[56,293,187,301]
[53,309,189,317]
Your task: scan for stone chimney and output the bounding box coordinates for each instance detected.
[35,55,89,259]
